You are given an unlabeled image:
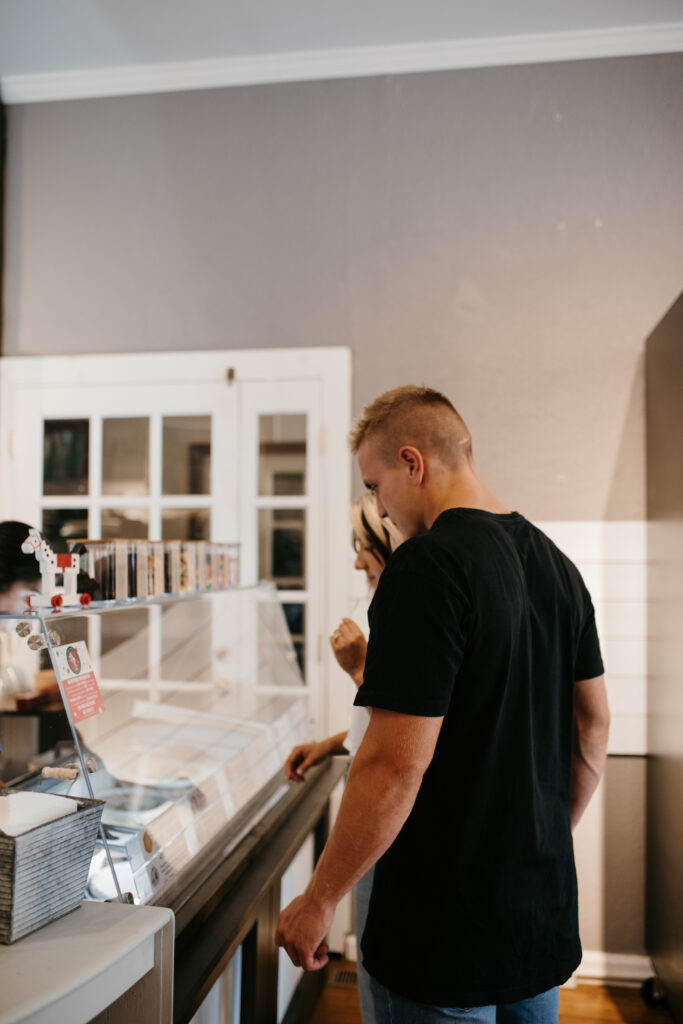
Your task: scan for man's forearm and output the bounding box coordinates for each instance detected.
[306,747,423,908]
[275,710,443,970]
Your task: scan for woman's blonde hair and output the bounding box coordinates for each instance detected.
[350,494,403,566]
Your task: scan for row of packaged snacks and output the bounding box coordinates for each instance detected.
[70,540,240,602]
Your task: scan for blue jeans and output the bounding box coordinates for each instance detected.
[354,866,376,1023]
[369,976,559,1024]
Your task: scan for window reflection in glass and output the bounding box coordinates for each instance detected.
[101,509,149,539]
[100,608,150,680]
[258,509,305,589]
[162,417,211,495]
[161,508,210,541]
[161,602,212,683]
[43,420,89,496]
[258,415,306,496]
[42,508,88,551]
[50,616,89,648]
[102,418,149,496]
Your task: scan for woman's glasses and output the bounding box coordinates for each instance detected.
[352,534,376,555]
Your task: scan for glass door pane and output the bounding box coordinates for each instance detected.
[162,416,211,495]
[42,508,89,549]
[258,509,306,590]
[102,418,150,496]
[101,509,149,539]
[283,603,305,674]
[258,415,306,496]
[43,420,89,495]
[161,509,210,541]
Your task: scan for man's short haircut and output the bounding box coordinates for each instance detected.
[349,385,472,467]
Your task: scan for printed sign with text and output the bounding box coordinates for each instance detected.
[54,641,105,724]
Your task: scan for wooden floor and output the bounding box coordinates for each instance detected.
[311,962,673,1024]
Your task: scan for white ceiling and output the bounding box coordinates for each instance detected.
[1,0,682,102]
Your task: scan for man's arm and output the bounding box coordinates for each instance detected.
[275,707,443,970]
[570,674,610,831]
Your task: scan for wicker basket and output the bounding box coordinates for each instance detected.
[0,793,104,944]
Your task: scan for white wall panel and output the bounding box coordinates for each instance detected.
[595,601,647,639]
[538,521,647,755]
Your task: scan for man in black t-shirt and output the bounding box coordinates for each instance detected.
[276,386,609,1024]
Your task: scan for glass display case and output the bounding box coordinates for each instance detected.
[0,584,311,909]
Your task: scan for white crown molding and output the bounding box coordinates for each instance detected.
[2,21,683,104]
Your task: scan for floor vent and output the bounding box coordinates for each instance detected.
[328,967,358,988]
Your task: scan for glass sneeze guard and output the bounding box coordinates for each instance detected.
[0,584,309,906]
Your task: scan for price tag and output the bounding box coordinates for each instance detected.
[126,830,155,873]
[146,853,174,894]
[54,641,104,724]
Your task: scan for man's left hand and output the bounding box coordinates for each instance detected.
[275,893,335,970]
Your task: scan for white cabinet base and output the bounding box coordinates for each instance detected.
[0,901,174,1024]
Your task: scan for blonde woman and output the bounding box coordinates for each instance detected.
[284,494,403,1023]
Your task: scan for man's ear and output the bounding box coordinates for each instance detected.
[398,446,425,485]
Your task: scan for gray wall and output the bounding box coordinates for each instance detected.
[3,52,682,962]
[4,54,683,520]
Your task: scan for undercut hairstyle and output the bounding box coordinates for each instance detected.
[349,385,472,467]
[350,494,404,567]
[0,521,42,595]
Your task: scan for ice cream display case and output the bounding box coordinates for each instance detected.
[1,581,345,1023]
[3,583,310,909]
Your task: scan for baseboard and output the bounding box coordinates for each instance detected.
[575,950,653,984]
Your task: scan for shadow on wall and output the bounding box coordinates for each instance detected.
[601,758,647,956]
[598,297,681,966]
[600,340,646,958]
[604,352,645,522]
[644,291,683,1020]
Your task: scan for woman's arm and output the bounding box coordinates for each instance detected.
[285,731,349,783]
[330,618,367,687]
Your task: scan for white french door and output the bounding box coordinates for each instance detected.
[0,350,351,735]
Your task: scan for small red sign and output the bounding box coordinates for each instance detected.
[62,670,104,724]
[54,641,104,724]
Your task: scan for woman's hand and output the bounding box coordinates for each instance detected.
[285,732,349,782]
[329,618,367,687]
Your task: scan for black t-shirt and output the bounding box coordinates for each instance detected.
[354,508,604,1008]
